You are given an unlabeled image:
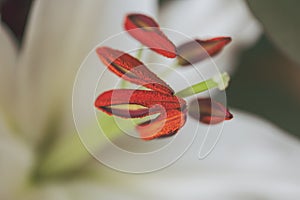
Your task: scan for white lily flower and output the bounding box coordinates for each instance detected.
[1,0,300,200]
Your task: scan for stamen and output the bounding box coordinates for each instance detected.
[175,72,230,98]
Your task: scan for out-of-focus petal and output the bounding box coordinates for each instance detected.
[177,37,232,66]
[91,110,300,199]
[0,117,33,200]
[22,184,69,200]
[124,13,176,58]
[66,181,142,200]
[0,22,17,117]
[96,47,174,95]
[188,98,233,124]
[16,0,158,144]
[22,181,142,200]
[160,0,262,73]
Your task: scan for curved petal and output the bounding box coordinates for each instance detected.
[160,0,262,73]
[91,110,300,199]
[66,181,144,200]
[0,22,17,119]
[16,0,158,144]
[0,118,33,200]
[22,185,68,200]
[96,47,174,94]
[22,181,143,200]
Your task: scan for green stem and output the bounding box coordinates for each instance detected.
[175,72,230,98]
[119,78,128,88]
[136,45,144,60]
[159,61,179,78]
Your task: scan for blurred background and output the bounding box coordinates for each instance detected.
[1,0,300,138]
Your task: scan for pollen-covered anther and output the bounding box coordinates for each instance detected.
[188,98,233,124]
[96,47,174,95]
[124,13,177,58]
[176,37,232,66]
[212,72,230,90]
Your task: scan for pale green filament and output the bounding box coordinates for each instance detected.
[175,72,230,98]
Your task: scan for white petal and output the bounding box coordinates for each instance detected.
[22,181,141,200]
[23,184,69,200]
[0,22,17,117]
[91,110,300,199]
[66,181,142,200]
[0,117,33,200]
[16,0,158,143]
[160,0,262,73]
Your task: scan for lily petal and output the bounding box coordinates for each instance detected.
[0,117,33,200]
[96,47,174,95]
[124,13,176,58]
[137,109,187,140]
[16,0,158,143]
[22,181,145,200]
[160,0,262,73]
[0,22,17,117]
[89,110,300,199]
[177,37,232,66]
[188,98,233,124]
[95,89,186,118]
